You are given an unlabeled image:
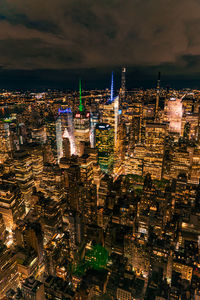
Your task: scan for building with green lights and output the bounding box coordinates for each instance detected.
[95,123,114,173]
[73,80,90,156]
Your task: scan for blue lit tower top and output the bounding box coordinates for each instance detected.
[111,71,114,102]
[58,107,72,115]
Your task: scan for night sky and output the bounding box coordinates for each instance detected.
[1,0,200,90]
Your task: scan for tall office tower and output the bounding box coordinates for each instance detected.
[43,142,56,164]
[74,81,90,156]
[155,72,161,120]
[0,183,25,231]
[165,146,191,180]
[63,137,71,158]
[0,120,12,163]
[164,97,183,134]
[0,244,19,297]
[98,174,113,207]
[79,184,97,225]
[143,123,166,180]
[190,149,200,184]
[125,144,146,176]
[79,154,94,185]
[95,123,114,173]
[56,107,75,162]
[90,112,99,148]
[31,126,47,144]
[17,122,27,146]
[45,232,71,278]
[62,210,83,249]
[84,143,104,190]
[113,121,126,179]
[78,151,98,225]
[39,164,65,203]
[64,161,81,211]
[46,117,57,160]
[100,73,120,148]
[36,198,62,245]
[56,115,63,161]
[15,220,43,262]
[21,144,44,189]
[120,67,126,104]
[181,111,199,140]
[124,100,143,156]
[14,150,35,212]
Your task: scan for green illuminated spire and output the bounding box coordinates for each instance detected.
[79,79,84,112]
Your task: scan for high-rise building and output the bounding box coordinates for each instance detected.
[56,107,75,162]
[99,73,120,148]
[46,117,57,160]
[15,220,43,262]
[14,150,35,212]
[143,123,166,180]
[95,123,114,173]
[120,67,126,105]
[0,120,12,163]
[113,121,126,179]
[0,183,25,231]
[90,112,99,148]
[74,81,90,156]
[164,97,183,134]
[0,243,19,297]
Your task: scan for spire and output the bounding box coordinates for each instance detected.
[155,71,161,120]
[79,79,84,112]
[121,67,126,103]
[111,72,114,102]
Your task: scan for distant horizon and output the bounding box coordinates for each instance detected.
[0,67,200,91]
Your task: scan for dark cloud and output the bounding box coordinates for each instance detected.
[0,0,200,84]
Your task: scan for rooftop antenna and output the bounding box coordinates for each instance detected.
[121,67,126,103]
[155,71,161,120]
[79,79,84,112]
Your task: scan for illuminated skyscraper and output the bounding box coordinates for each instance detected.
[100,73,120,147]
[164,97,183,134]
[90,112,99,148]
[0,120,12,163]
[74,80,90,156]
[143,122,166,180]
[0,183,25,231]
[14,150,35,212]
[113,121,126,178]
[46,117,57,160]
[95,123,114,173]
[56,107,75,162]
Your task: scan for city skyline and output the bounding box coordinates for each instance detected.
[1,0,200,89]
[1,1,200,299]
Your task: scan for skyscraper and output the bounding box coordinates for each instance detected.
[0,120,12,163]
[56,107,75,162]
[100,73,120,147]
[120,67,126,104]
[95,123,114,173]
[74,80,90,156]
[14,150,35,212]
